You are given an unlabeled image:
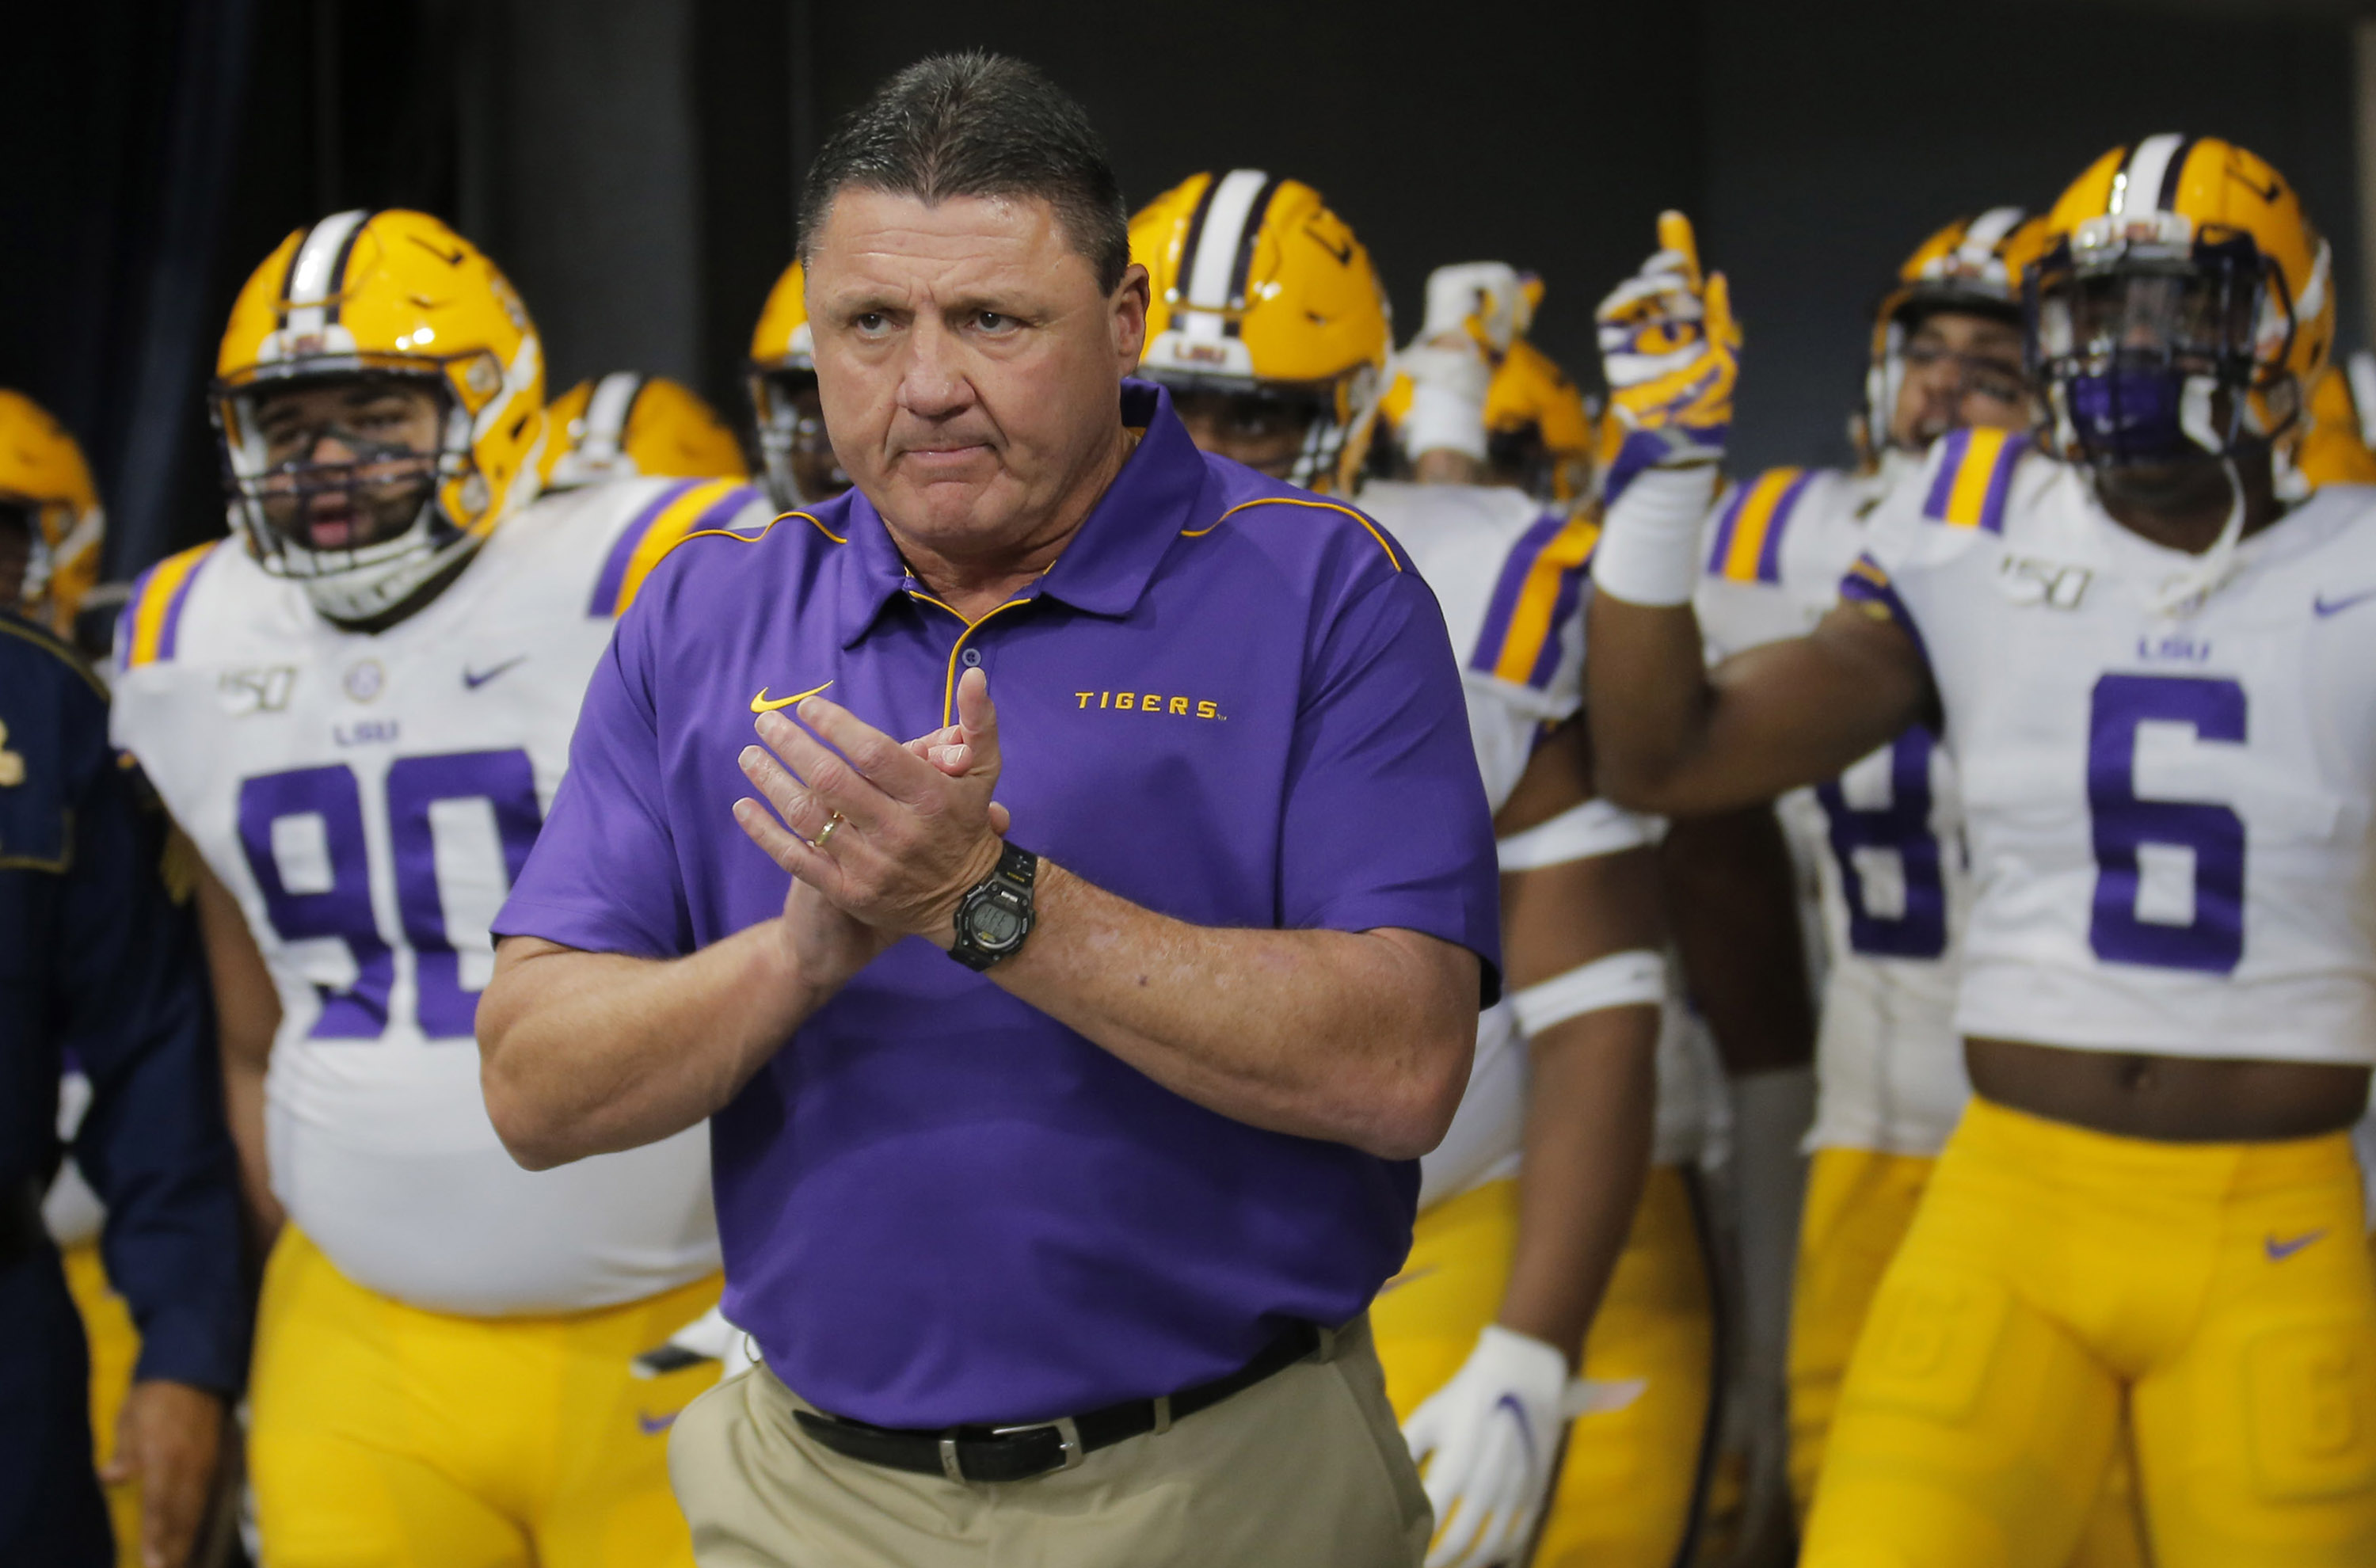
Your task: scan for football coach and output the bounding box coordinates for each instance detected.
[478,51,1498,1568]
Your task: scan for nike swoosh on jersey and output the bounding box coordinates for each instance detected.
[2265,1229,2328,1261]
[463,657,528,689]
[636,1409,682,1436]
[2313,587,2376,618]
[751,679,834,714]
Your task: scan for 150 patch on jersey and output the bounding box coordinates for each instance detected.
[219,666,299,715]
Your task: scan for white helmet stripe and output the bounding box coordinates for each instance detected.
[584,371,644,460]
[2114,135,2187,217]
[1182,169,1272,341]
[1960,205,2025,261]
[281,209,371,337]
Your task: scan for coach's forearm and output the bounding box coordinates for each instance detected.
[988,862,1479,1160]
[478,924,827,1170]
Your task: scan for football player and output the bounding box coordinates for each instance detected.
[1667,205,2157,1562]
[1682,207,2042,1512]
[6,389,164,1567]
[748,258,852,506]
[1380,268,1600,504]
[1586,138,2376,1566]
[110,210,767,1567]
[1135,169,1715,1568]
[0,389,105,639]
[541,372,748,492]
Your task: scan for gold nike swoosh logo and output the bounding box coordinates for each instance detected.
[751,679,833,714]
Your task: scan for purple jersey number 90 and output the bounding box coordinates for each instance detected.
[2087,673,2246,974]
[237,749,544,1039]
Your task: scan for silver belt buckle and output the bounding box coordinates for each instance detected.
[990,1414,1085,1471]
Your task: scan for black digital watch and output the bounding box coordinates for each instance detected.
[947,841,1038,972]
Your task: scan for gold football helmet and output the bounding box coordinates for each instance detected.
[746,258,848,508]
[2031,135,2332,464]
[1863,207,2052,457]
[2287,361,2376,489]
[543,373,748,490]
[213,209,546,622]
[0,388,104,636]
[1132,170,1392,493]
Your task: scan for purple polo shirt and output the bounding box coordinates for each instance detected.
[497,379,1500,1428]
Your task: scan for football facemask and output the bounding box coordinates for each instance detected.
[218,368,480,620]
[2029,234,2280,465]
[749,367,849,508]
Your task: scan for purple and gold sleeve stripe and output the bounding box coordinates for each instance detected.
[120,542,217,668]
[1838,551,1930,669]
[588,478,761,618]
[1704,466,1811,584]
[1920,426,2024,533]
[1472,511,1601,690]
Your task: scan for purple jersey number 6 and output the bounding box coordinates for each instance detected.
[238,749,543,1039]
[2087,673,2246,974]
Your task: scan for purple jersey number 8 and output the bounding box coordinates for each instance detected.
[2087,673,2246,974]
[237,749,543,1039]
[1814,726,1948,959]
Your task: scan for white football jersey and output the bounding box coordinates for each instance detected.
[1693,453,1974,1155]
[1359,481,1718,1204]
[1858,428,2376,1064]
[112,476,771,1314]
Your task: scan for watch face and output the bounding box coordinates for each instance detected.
[969,900,1026,950]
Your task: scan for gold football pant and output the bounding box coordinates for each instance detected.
[1373,1168,1717,1568]
[62,1241,142,1568]
[249,1226,722,1568]
[1789,1147,2148,1566]
[1802,1098,2376,1568]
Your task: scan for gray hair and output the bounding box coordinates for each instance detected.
[798,52,1130,294]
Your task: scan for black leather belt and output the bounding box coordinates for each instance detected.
[794,1320,1331,1484]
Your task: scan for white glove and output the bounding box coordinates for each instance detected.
[1403,1326,1644,1567]
[1399,340,1494,463]
[1400,261,1529,465]
[1420,261,1528,356]
[632,1303,757,1383]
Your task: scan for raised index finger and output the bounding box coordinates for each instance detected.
[1656,210,1701,291]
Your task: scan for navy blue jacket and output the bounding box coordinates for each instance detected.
[1,613,245,1393]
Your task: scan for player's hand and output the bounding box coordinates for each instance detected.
[1402,1326,1570,1568]
[103,1380,223,1568]
[1419,261,1528,358]
[734,666,1007,946]
[1596,212,1739,494]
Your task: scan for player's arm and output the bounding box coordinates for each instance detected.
[1660,805,1814,1078]
[1590,592,1927,815]
[189,850,284,1241]
[1586,213,1931,814]
[1494,721,1658,1361]
[1402,720,1661,1568]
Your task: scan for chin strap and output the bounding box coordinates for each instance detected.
[2140,457,2247,618]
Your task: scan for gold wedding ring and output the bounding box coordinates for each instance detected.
[814,812,846,848]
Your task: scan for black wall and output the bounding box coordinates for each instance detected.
[2,0,2365,578]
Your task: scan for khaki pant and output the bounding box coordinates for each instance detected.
[668,1315,1430,1566]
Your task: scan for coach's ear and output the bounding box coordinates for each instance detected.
[1112,261,1151,372]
